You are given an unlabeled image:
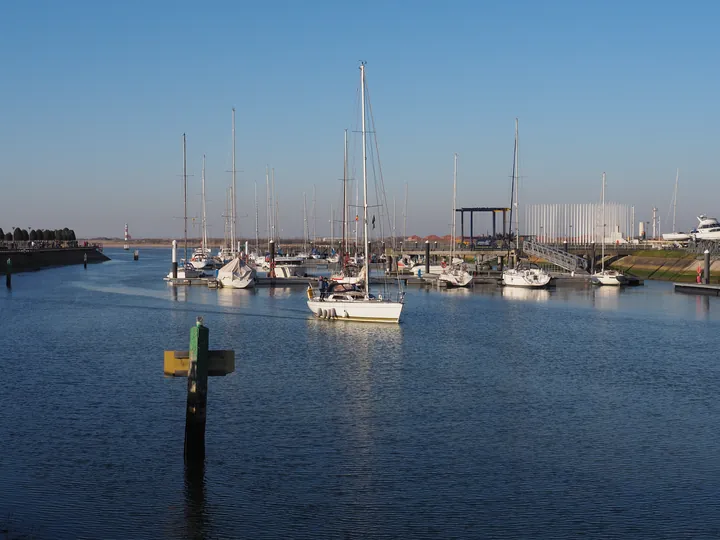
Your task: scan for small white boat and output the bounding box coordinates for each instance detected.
[439,265,473,288]
[165,263,204,281]
[502,265,552,288]
[591,269,627,286]
[662,232,691,242]
[591,173,627,286]
[217,257,256,289]
[331,265,366,285]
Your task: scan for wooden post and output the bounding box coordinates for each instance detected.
[6,257,11,289]
[83,253,88,269]
[184,317,209,462]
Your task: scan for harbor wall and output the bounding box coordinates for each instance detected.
[0,247,110,274]
[610,251,719,283]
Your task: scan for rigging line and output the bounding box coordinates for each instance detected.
[365,81,393,240]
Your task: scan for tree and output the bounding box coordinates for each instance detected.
[5,232,13,241]
[43,230,52,241]
[29,230,37,241]
[54,230,62,241]
[0,228,4,239]
[21,229,29,241]
[13,228,22,241]
[69,230,76,241]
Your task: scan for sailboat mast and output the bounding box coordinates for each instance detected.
[361,62,370,295]
[231,108,237,256]
[265,166,271,251]
[201,154,207,252]
[312,184,317,246]
[452,153,458,260]
[601,172,606,272]
[272,168,277,244]
[673,168,679,233]
[303,192,308,253]
[343,128,348,262]
[254,180,259,254]
[403,182,408,249]
[183,133,188,264]
[514,118,520,250]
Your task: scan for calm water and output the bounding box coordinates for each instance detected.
[2,248,720,539]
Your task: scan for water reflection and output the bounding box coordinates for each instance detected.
[183,461,209,539]
[592,285,621,310]
[216,288,255,307]
[501,287,551,302]
[696,295,711,320]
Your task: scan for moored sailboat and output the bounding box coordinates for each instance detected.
[591,172,627,286]
[306,63,404,323]
[438,153,472,288]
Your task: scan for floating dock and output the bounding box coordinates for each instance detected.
[674,283,720,296]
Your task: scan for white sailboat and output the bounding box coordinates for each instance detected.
[662,168,691,242]
[439,153,472,288]
[591,172,627,286]
[167,134,202,280]
[306,63,405,323]
[217,256,256,289]
[190,154,212,269]
[502,118,551,288]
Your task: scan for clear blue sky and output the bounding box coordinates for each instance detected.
[1,0,719,239]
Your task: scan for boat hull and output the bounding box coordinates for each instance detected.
[307,299,403,323]
[502,269,552,288]
[591,272,627,286]
[439,271,473,288]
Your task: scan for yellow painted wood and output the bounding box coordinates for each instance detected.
[164,349,235,376]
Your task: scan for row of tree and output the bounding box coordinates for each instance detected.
[0,228,77,242]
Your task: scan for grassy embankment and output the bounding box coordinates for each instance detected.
[610,250,720,283]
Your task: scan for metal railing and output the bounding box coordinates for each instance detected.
[523,240,589,273]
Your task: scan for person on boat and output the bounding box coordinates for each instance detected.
[319,277,328,300]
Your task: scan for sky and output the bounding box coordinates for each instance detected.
[1,0,719,240]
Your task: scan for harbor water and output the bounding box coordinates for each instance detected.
[2,248,720,539]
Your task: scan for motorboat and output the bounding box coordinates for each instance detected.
[502,263,552,288]
[691,215,720,241]
[217,257,256,289]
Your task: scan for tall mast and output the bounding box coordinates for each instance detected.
[393,197,396,251]
[601,172,606,272]
[673,168,679,233]
[514,118,519,250]
[342,128,348,262]
[254,180,259,254]
[272,168,277,244]
[312,184,317,246]
[330,205,334,247]
[452,153,458,260]
[231,108,237,256]
[303,192,308,253]
[403,182,408,249]
[361,62,370,296]
[201,154,207,252]
[265,165,271,251]
[183,133,188,264]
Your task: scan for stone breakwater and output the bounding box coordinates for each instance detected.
[0,247,110,274]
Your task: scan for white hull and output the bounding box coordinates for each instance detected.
[217,258,256,289]
[502,268,552,288]
[439,268,473,288]
[662,232,691,241]
[591,270,626,286]
[307,298,403,323]
[219,274,255,289]
[165,267,203,280]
